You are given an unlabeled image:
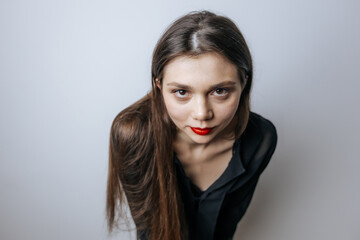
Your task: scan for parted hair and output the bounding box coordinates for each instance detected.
[107,10,253,240]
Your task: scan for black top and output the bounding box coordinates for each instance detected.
[174,112,277,240]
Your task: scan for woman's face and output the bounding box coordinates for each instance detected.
[159,52,242,146]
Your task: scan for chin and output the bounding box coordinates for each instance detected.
[187,134,215,145]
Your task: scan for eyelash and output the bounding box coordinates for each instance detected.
[172,88,230,99]
[212,88,230,96]
[174,89,189,98]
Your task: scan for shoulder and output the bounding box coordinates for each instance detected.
[112,95,152,133]
[247,112,277,143]
[239,112,277,171]
[113,95,151,125]
[110,95,153,153]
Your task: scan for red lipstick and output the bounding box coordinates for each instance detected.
[190,127,213,135]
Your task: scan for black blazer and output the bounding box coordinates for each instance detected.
[174,112,277,240]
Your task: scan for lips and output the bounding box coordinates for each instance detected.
[190,127,214,135]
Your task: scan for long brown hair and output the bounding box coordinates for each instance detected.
[107,10,253,240]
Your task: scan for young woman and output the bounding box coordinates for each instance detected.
[107,11,277,240]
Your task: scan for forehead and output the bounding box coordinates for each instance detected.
[162,52,240,86]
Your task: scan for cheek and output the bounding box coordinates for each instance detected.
[216,98,241,120]
[163,97,188,125]
[218,106,237,120]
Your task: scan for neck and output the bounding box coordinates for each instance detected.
[173,133,235,165]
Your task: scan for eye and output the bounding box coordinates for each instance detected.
[174,89,189,98]
[212,88,229,96]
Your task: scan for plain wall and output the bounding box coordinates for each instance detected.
[1,0,359,239]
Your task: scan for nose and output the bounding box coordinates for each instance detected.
[191,96,213,121]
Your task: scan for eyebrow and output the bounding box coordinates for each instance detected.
[166,81,237,90]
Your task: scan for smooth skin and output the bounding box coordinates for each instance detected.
[157,52,243,191]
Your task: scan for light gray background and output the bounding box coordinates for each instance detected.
[1,0,359,239]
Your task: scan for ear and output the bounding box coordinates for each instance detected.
[242,74,249,90]
[155,78,161,89]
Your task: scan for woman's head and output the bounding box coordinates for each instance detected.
[151,10,253,138]
[158,52,243,145]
